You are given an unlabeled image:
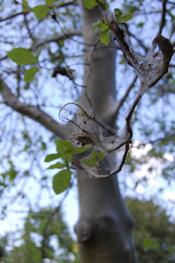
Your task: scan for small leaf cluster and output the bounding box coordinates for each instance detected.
[114,8,133,23]
[82,150,105,166]
[6,0,65,84]
[44,140,105,195]
[23,0,57,20]
[93,20,111,46]
[7,48,39,83]
[92,8,133,46]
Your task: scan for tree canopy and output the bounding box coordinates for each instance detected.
[1,199,175,262]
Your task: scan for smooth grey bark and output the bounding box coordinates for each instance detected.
[75,3,138,263]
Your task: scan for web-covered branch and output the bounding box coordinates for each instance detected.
[63,16,174,179]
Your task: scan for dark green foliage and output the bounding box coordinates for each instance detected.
[1,208,79,263]
[126,198,175,263]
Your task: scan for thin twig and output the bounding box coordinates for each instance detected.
[105,142,130,178]
[0,11,27,22]
[158,0,167,35]
[23,13,35,42]
[114,75,138,119]
[32,30,82,50]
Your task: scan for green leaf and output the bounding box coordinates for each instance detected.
[97,151,105,161]
[9,169,17,181]
[33,5,50,20]
[45,0,55,7]
[47,162,65,169]
[55,140,73,154]
[92,20,109,32]
[0,79,3,91]
[143,238,159,250]
[74,146,91,154]
[138,22,144,28]
[62,153,73,163]
[23,0,30,11]
[83,0,98,9]
[52,169,71,195]
[24,67,39,83]
[8,48,38,65]
[118,13,133,23]
[1,169,17,181]
[99,0,109,10]
[100,29,110,46]
[55,140,74,163]
[82,150,98,166]
[44,153,61,162]
[114,8,123,18]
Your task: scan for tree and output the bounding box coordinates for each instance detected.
[0,0,174,263]
[1,208,79,263]
[1,198,175,263]
[1,199,175,263]
[126,198,175,263]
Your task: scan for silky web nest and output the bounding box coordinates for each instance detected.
[59,103,130,178]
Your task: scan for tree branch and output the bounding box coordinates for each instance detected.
[32,30,82,50]
[115,75,138,119]
[0,80,67,139]
[55,0,79,8]
[0,11,27,22]
[158,0,167,35]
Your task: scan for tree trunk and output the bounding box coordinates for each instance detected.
[75,3,138,263]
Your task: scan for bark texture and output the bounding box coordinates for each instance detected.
[75,3,138,263]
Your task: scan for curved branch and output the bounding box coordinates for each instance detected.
[0,80,67,139]
[32,30,82,50]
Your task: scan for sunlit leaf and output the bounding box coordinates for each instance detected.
[118,13,133,23]
[100,29,110,46]
[92,19,109,32]
[22,0,30,11]
[24,67,39,83]
[82,150,98,166]
[44,153,61,162]
[83,0,98,9]
[74,146,91,154]
[55,140,73,154]
[45,0,55,7]
[52,169,71,194]
[33,5,50,20]
[47,162,65,169]
[8,48,38,65]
